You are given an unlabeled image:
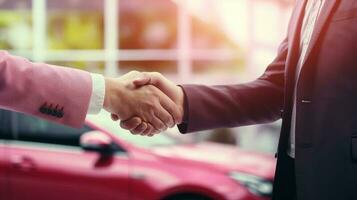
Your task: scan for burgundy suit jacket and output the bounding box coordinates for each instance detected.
[0,51,92,127]
[178,0,357,199]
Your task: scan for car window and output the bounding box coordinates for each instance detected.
[14,112,92,147]
[0,109,12,140]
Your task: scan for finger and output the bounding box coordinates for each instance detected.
[149,114,167,132]
[158,93,181,125]
[140,132,148,136]
[134,72,163,87]
[148,129,159,137]
[152,129,160,135]
[133,73,151,87]
[111,114,119,121]
[142,123,156,135]
[120,117,142,130]
[145,130,159,137]
[138,73,181,123]
[132,122,148,135]
[152,104,174,128]
[140,124,152,136]
[145,122,161,135]
[130,130,140,135]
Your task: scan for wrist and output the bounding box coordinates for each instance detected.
[104,77,122,112]
[103,77,113,111]
[87,73,106,114]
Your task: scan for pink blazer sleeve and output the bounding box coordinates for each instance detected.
[0,51,92,128]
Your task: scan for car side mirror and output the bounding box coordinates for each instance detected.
[80,131,114,154]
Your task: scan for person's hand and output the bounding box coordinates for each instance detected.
[103,71,181,132]
[120,72,185,136]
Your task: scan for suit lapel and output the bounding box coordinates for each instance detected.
[301,0,339,67]
[278,0,307,153]
[285,0,306,91]
[288,0,307,58]
[285,0,307,79]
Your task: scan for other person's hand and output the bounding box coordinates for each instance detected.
[103,71,181,133]
[120,72,185,136]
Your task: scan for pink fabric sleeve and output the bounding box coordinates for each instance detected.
[0,51,92,128]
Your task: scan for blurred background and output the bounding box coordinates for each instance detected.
[0,0,295,199]
[0,0,294,154]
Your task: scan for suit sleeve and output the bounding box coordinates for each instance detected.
[178,38,288,133]
[0,51,92,128]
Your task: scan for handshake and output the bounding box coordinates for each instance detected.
[103,71,184,136]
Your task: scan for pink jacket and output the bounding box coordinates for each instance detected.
[0,51,92,127]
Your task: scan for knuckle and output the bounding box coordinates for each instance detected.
[147,92,157,99]
[152,72,161,77]
[147,86,158,94]
[152,91,160,98]
[147,107,155,116]
[144,101,154,109]
[164,116,172,123]
[159,123,165,130]
[134,117,142,124]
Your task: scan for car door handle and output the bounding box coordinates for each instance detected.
[11,156,36,172]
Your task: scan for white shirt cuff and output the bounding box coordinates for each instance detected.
[88,73,105,114]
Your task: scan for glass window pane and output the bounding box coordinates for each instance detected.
[253,2,281,46]
[190,0,245,50]
[192,18,241,50]
[48,61,105,73]
[47,0,104,50]
[119,60,177,74]
[119,0,178,49]
[192,58,245,75]
[0,0,32,50]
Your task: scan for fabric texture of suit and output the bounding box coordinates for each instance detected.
[178,0,357,199]
[0,51,92,128]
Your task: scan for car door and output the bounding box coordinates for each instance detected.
[0,109,12,200]
[7,112,130,200]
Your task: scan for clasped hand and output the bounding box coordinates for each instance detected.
[103,71,184,136]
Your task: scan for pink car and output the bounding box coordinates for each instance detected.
[0,110,275,200]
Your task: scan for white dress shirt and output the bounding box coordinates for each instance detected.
[87,73,105,114]
[288,0,325,158]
